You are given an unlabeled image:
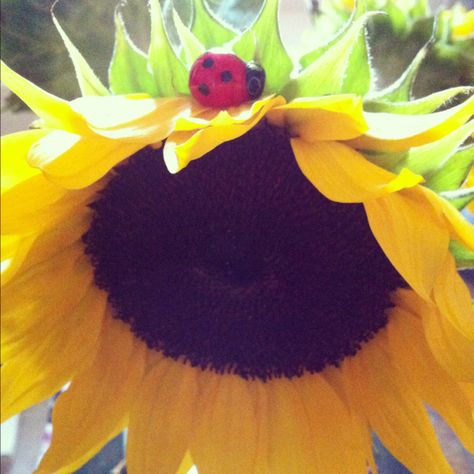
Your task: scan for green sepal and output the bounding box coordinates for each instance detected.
[173,10,205,67]
[440,187,474,210]
[450,240,474,269]
[192,0,237,48]
[230,31,257,61]
[363,121,474,181]
[385,0,411,36]
[299,0,366,69]
[108,10,158,96]
[232,0,293,94]
[148,0,189,96]
[364,86,474,114]
[368,40,430,103]
[409,0,429,19]
[52,7,109,96]
[433,8,450,44]
[283,12,377,99]
[340,21,371,96]
[426,145,474,193]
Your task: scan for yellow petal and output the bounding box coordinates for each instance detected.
[294,374,371,473]
[422,297,474,382]
[387,303,474,452]
[127,358,198,474]
[3,211,90,285]
[2,181,94,234]
[1,130,48,192]
[70,95,193,142]
[177,451,195,474]
[262,377,317,473]
[248,381,271,473]
[348,95,474,151]
[1,131,89,233]
[1,61,84,133]
[452,9,474,39]
[190,373,258,473]
[321,367,378,473]
[1,234,37,286]
[343,335,453,473]
[164,96,286,173]
[2,254,93,362]
[291,138,423,203]
[173,96,285,132]
[266,94,368,141]
[422,186,474,251]
[1,284,106,423]
[433,253,474,339]
[27,129,143,189]
[364,189,450,300]
[37,317,146,474]
[460,383,474,411]
[1,244,84,318]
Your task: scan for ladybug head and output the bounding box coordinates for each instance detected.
[245,61,266,100]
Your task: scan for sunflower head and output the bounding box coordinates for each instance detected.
[1,1,474,473]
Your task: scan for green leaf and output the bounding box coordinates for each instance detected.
[283,12,377,99]
[191,0,237,48]
[148,0,189,96]
[108,10,158,96]
[368,41,430,102]
[426,145,474,193]
[52,7,109,96]
[173,9,206,67]
[364,86,474,114]
[232,0,293,94]
[440,187,474,210]
[450,240,474,269]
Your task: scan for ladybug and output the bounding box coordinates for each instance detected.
[189,52,266,108]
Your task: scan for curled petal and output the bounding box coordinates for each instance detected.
[27,130,143,189]
[70,95,194,142]
[267,94,368,141]
[348,95,474,151]
[164,96,285,173]
[291,138,423,203]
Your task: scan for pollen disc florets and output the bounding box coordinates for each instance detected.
[84,122,405,381]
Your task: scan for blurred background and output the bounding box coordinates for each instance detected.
[1,0,473,472]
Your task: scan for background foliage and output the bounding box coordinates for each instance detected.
[1,0,473,109]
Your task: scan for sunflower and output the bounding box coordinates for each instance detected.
[2,0,474,472]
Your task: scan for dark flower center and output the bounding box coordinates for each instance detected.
[84,122,405,380]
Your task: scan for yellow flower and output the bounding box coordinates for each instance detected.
[2,1,474,472]
[444,6,474,40]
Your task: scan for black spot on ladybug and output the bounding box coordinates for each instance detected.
[245,61,265,100]
[203,57,214,68]
[198,83,210,96]
[220,70,233,83]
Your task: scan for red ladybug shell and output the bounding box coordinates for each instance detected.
[189,52,250,108]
